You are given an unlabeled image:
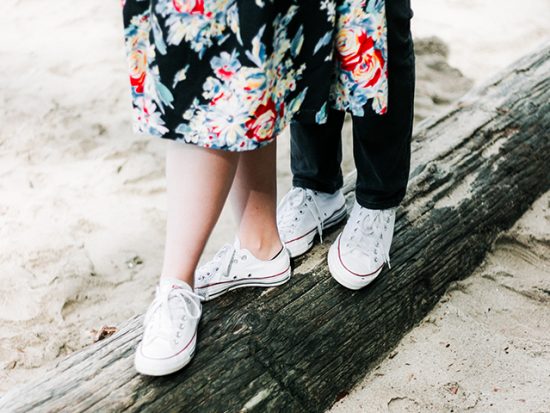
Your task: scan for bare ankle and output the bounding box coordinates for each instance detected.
[159,273,194,288]
[239,236,283,261]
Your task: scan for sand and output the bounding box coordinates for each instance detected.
[0,0,548,404]
[411,0,550,83]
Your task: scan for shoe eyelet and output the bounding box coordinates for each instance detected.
[233,276,237,279]
[242,256,247,260]
[215,267,219,271]
[248,274,251,277]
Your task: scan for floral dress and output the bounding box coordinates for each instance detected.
[122,0,388,151]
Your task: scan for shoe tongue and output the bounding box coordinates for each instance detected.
[159,277,193,294]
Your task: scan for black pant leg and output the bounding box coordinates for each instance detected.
[290,109,346,194]
[353,0,416,210]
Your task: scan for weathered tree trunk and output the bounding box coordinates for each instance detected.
[2,45,549,413]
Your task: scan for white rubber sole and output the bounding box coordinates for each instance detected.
[285,204,348,258]
[327,236,384,290]
[197,266,291,302]
[134,337,196,376]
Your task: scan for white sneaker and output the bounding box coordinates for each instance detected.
[328,201,396,290]
[194,238,291,301]
[277,187,347,258]
[134,277,202,376]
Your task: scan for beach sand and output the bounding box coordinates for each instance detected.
[0,0,548,403]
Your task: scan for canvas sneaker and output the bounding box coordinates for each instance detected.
[134,277,202,376]
[328,201,396,290]
[277,187,347,258]
[195,238,291,301]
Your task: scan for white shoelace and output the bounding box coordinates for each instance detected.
[278,187,325,242]
[344,207,394,269]
[196,243,236,282]
[144,285,202,344]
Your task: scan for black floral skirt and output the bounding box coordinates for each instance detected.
[122,0,388,151]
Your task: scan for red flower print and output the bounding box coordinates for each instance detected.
[245,98,278,142]
[336,28,374,72]
[336,27,385,89]
[172,0,204,15]
[215,66,236,80]
[128,49,147,94]
[355,48,385,88]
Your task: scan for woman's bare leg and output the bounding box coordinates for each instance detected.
[230,140,282,260]
[160,142,239,285]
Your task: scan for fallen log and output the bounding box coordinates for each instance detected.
[2,44,549,413]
